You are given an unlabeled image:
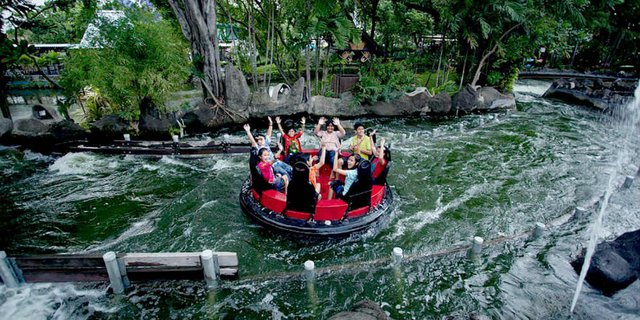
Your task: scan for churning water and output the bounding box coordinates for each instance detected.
[1,79,640,319]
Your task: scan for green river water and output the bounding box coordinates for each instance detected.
[1,80,639,319]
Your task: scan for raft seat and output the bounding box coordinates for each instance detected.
[314,199,348,221]
[260,190,286,213]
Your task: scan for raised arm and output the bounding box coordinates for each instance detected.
[272,142,284,164]
[378,137,387,166]
[244,124,257,148]
[275,116,285,135]
[266,116,273,140]
[370,130,380,158]
[300,116,306,133]
[314,117,326,135]
[333,117,346,137]
[332,151,349,176]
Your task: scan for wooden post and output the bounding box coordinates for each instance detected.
[533,222,546,239]
[573,207,587,220]
[0,251,19,288]
[103,252,124,294]
[200,250,219,288]
[304,260,315,281]
[471,237,484,255]
[392,247,403,265]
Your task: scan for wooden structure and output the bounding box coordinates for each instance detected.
[59,140,255,157]
[0,250,238,293]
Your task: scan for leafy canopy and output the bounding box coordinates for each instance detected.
[60,6,190,121]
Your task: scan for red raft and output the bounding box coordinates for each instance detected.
[239,149,393,236]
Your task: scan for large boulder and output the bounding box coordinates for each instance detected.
[225,64,251,110]
[50,120,87,142]
[477,87,516,111]
[0,118,12,138]
[543,78,635,112]
[328,300,389,320]
[452,85,478,113]
[368,92,430,116]
[138,102,180,138]
[308,95,367,117]
[572,229,640,295]
[12,118,50,137]
[421,92,452,115]
[90,115,130,142]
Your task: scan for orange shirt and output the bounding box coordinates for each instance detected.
[309,166,318,186]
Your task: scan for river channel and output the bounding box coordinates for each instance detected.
[1,80,639,319]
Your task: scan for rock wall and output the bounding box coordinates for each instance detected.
[572,229,640,296]
[543,78,636,112]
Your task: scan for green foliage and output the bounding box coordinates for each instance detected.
[352,58,416,105]
[60,7,190,122]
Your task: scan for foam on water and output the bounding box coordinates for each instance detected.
[0,283,113,320]
[48,152,107,175]
[570,80,640,312]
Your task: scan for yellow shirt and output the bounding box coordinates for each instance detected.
[349,135,372,160]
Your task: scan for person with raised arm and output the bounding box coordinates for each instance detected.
[369,130,391,185]
[328,151,358,200]
[243,119,292,178]
[256,141,289,194]
[314,116,345,170]
[276,116,305,162]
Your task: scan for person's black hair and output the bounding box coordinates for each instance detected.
[257,147,270,157]
[354,122,365,130]
[383,147,391,162]
[255,133,266,139]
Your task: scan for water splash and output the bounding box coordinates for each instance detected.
[570,81,640,313]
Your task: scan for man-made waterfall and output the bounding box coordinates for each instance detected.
[570,81,640,312]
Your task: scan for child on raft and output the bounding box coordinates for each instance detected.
[275,116,305,163]
[314,117,345,174]
[243,119,292,179]
[256,142,289,193]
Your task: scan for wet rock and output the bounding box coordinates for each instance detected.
[477,87,515,111]
[13,118,50,136]
[421,91,452,115]
[0,118,12,138]
[50,120,87,142]
[572,229,640,296]
[452,85,478,113]
[543,78,635,112]
[138,102,180,138]
[308,95,367,117]
[328,299,390,320]
[369,92,430,116]
[90,115,130,141]
[225,64,251,109]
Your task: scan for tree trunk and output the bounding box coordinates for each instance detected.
[169,0,223,98]
[435,33,445,87]
[321,44,331,95]
[471,23,521,87]
[305,46,311,96]
[458,48,468,90]
[369,0,380,40]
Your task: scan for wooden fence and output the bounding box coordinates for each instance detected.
[0,250,238,293]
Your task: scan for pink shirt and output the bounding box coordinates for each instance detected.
[257,161,275,183]
[316,130,345,151]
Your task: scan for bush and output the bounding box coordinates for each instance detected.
[60,7,190,122]
[352,58,416,105]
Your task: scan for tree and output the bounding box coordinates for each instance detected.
[59,7,190,122]
[168,0,224,100]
